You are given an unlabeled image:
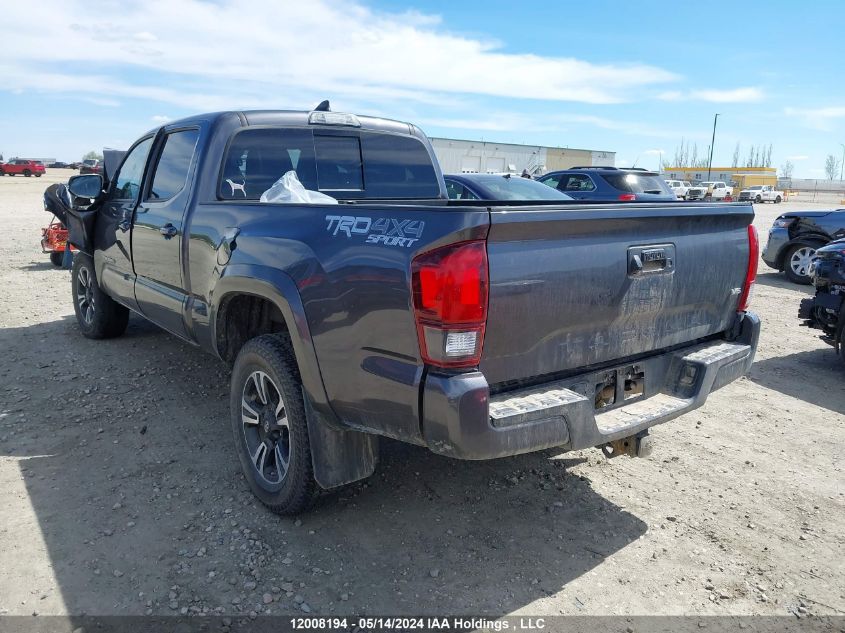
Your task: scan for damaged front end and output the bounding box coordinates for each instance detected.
[799,239,845,362]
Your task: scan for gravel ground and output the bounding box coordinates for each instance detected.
[0,170,843,618]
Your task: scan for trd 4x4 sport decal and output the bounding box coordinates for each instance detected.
[325,215,425,248]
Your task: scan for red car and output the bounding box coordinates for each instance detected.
[1,159,45,177]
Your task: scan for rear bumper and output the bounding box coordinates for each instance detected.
[421,312,760,460]
[761,227,789,269]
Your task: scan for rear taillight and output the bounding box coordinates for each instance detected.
[618,193,637,201]
[738,225,759,312]
[411,240,488,368]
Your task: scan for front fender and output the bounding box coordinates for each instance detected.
[212,264,334,418]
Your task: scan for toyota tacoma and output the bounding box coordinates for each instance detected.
[62,104,761,514]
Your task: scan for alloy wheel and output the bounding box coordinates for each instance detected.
[76,266,96,325]
[240,370,291,486]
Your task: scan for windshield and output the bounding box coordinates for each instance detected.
[603,173,672,195]
[466,175,573,200]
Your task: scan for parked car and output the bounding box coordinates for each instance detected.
[798,238,845,362]
[664,179,692,200]
[62,105,760,515]
[761,208,845,284]
[444,173,573,201]
[687,181,732,201]
[1,159,45,177]
[49,161,72,169]
[80,159,103,175]
[738,185,783,204]
[536,167,676,202]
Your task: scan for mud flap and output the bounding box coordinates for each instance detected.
[303,393,378,490]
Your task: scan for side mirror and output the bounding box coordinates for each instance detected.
[68,174,104,201]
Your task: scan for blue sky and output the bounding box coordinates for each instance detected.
[2,0,844,177]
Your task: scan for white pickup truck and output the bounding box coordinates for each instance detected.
[738,185,783,204]
[686,181,733,201]
[664,179,692,200]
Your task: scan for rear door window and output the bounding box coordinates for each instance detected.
[562,174,596,192]
[146,129,200,201]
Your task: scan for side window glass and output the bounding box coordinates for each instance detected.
[540,175,561,189]
[445,181,463,199]
[113,138,153,200]
[147,129,200,201]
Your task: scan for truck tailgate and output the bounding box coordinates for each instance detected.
[481,202,754,387]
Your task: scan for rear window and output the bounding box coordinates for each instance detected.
[219,128,317,200]
[603,173,671,194]
[314,135,363,190]
[466,175,573,200]
[219,127,439,200]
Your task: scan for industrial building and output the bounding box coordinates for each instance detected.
[429,137,615,176]
[661,166,777,189]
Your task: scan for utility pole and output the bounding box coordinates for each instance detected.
[840,143,844,181]
[707,113,719,180]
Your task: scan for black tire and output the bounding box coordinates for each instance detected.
[230,334,319,515]
[35,173,42,178]
[23,170,31,177]
[71,253,130,338]
[775,196,782,203]
[783,242,818,285]
[49,251,64,267]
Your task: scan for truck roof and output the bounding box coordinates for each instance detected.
[155,109,419,138]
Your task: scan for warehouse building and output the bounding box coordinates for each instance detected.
[662,166,777,189]
[429,137,615,176]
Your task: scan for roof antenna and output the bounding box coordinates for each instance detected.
[314,100,330,112]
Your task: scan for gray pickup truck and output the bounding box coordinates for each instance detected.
[63,105,761,514]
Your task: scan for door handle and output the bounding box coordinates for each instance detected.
[160,224,178,238]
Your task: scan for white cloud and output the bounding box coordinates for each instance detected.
[0,0,678,110]
[151,115,170,123]
[785,106,845,131]
[690,87,764,103]
[658,87,764,103]
[420,112,683,139]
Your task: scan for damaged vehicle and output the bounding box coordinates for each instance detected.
[761,208,845,284]
[62,104,761,515]
[799,239,845,362]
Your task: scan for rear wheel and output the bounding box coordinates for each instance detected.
[71,253,130,338]
[49,251,64,267]
[230,334,319,515]
[755,195,762,203]
[23,169,31,177]
[783,243,817,285]
[775,196,782,203]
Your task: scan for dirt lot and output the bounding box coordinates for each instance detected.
[0,170,843,618]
